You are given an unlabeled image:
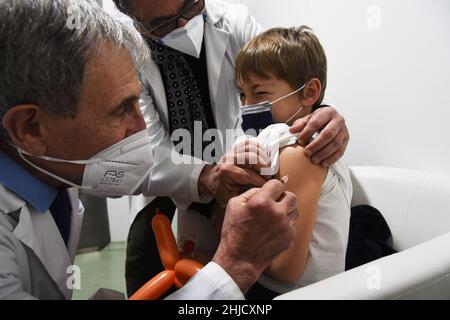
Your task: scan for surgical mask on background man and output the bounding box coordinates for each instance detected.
[13,129,154,197]
[160,14,205,58]
[241,83,307,133]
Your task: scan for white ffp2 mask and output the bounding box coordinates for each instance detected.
[15,129,154,197]
[160,14,205,58]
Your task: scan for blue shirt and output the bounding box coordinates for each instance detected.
[0,151,71,244]
[0,150,58,212]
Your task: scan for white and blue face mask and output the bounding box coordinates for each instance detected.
[241,83,307,133]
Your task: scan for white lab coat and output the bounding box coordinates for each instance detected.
[0,185,84,300]
[0,1,261,300]
[130,0,264,220]
[0,182,243,299]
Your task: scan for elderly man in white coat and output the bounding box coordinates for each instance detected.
[0,0,299,300]
[112,0,350,297]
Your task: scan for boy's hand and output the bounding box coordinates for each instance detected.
[226,139,272,174]
[290,107,349,167]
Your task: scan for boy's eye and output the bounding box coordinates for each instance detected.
[256,91,269,96]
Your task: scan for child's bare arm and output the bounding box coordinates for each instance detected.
[265,145,326,284]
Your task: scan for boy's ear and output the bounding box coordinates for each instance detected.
[301,78,322,108]
[2,104,49,156]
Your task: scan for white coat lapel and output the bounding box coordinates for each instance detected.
[143,59,170,130]
[66,189,84,262]
[204,22,230,106]
[13,201,74,299]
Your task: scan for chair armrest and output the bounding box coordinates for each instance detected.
[275,232,450,300]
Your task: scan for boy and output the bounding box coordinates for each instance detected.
[178,26,352,299]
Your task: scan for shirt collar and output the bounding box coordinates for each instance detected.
[204,0,226,26]
[0,150,58,213]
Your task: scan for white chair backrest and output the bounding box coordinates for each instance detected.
[350,166,450,251]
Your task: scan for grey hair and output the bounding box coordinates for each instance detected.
[0,0,149,139]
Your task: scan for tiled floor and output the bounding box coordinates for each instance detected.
[72,242,127,300]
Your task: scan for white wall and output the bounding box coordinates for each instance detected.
[241,0,450,175]
[107,197,131,242]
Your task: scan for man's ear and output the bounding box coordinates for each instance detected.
[2,104,49,156]
[300,78,322,108]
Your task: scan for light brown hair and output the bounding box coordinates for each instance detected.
[236,26,327,110]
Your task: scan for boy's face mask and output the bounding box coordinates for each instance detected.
[241,83,306,133]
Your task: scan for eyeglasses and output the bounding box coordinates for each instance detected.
[132,0,205,38]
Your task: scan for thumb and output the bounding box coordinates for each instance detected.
[289,114,311,133]
[290,114,313,146]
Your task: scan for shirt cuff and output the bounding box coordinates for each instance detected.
[166,262,245,300]
[200,262,245,300]
[187,162,213,206]
[173,160,211,212]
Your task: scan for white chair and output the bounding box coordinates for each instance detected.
[276,166,450,300]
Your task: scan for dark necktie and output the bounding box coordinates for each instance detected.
[50,190,72,246]
[149,40,217,219]
[148,40,211,156]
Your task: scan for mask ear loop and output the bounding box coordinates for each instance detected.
[270,83,307,105]
[17,149,94,190]
[285,106,305,126]
[11,143,103,165]
[11,144,101,190]
[269,82,308,125]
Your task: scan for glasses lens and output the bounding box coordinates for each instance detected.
[145,0,204,37]
[152,20,179,37]
[182,0,204,19]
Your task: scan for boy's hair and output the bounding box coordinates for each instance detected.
[236,26,327,111]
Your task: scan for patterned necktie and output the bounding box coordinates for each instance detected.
[148,40,211,157]
[50,190,72,246]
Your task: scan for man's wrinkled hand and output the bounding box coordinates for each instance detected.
[213,179,299,293]
[290,107,349,167]
[198,161,268,204]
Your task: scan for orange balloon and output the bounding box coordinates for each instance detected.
[174,259,204,287]
[129,270,175,300]
[174,277,183,289]
[152,213,181,270]
[129,212,205,300]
